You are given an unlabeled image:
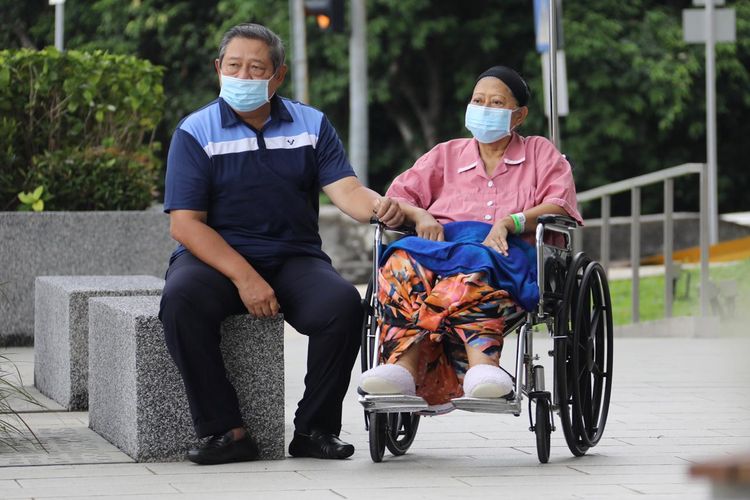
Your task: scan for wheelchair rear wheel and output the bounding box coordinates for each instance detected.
[555,253,614,457]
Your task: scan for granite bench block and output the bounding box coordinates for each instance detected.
[34,275,165,410]
[88,295,285,462]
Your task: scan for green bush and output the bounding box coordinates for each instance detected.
[29,147,159,210]
[0,48,164,211]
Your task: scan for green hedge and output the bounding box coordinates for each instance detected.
[0,48,164,211]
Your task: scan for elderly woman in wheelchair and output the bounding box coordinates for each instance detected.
[358,66,612,463]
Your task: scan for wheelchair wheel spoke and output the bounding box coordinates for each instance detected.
[590,308,601,340]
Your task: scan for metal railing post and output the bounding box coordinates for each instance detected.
[630,187,641,323]
[600,195,610,275]
[699,164,710,316]
[575,163,705,325]
[664,179,674,318]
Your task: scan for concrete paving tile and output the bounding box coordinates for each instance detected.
[566,464,689,475]
[614,435,750,446]
[411,453,691,468]
[456,472,695,487]
[622,480,712,496]
[42,492,343,500]
[168,471,316,493]
[434,464,586,477]
[602,428,727,438]
[0,425,133,467]
[0,480,22,489]
[295,468,467,487]
[0,482,179,498]
[332,483,638,499]
[0,463,153,480]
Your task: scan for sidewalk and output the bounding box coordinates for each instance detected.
[0,322,748,499]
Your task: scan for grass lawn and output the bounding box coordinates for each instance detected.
[608,258,750,325]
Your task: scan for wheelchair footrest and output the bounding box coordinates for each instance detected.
[451,396,522,415]
[358,394,429,413]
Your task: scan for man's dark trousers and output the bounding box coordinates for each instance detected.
[159,252,363,438]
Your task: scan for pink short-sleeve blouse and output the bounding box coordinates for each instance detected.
[386,133,583,230]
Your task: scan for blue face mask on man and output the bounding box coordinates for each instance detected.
[464,104,517,144]
[219,73,275,112]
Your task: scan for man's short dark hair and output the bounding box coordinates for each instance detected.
[218,23,286,71]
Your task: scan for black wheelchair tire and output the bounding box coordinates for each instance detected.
[385,412,420,456]
[555,254,614,456]
[555,252,592,457]
[535,398,552,464]
[570,261,614,449]
[368,412,386,462]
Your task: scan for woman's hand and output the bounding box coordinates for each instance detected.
[483,221,510,256]
[413,209,444,241]
[235,273,280,318]
[373,196,406,228]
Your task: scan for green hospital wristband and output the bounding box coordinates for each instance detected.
[509,214,522,234]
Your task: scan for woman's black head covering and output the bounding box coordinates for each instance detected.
[476,66,530,107]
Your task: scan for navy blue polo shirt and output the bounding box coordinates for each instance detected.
[164,95,355,267]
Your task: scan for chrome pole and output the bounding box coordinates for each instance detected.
[547,0,560,149]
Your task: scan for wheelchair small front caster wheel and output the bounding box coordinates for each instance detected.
[535,398,551,463]
[385,412,420,456]
[368,412,386,462]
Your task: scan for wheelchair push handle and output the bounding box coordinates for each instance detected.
[536,214,578,228]
[369,217,417,236]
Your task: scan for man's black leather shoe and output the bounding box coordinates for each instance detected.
[187,430,260,465]
[288,430,354,459]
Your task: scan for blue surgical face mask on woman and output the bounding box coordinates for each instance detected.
[219,73,276,112]
[464,104,517,144]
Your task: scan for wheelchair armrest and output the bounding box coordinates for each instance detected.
[537,214,578,228]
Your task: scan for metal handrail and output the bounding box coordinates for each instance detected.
[574,162,710,322]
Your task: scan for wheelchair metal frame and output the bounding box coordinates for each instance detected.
[359,215,577,417]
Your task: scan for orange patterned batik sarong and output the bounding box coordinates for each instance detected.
[377,249,524,405]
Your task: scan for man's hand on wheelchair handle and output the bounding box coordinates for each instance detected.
[373,196,406,228]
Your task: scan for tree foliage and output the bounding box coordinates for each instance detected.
[0,48,163,210]
[1,0,748,216]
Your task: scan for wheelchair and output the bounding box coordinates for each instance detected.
[359,215,613,464]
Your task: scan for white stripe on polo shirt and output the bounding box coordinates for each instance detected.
[265,132,318,150]
[204,137,259,157]
[203,132,318,157]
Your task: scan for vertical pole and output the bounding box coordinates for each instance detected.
[547,0,560,149]
[349,0,368,185]
[54,1,65,51]
[630,187,641,323]
[705,0,719,244]
[700,164,711,316]
[664,179,674,318]
[600,195,610,275]
[289,0,309,103]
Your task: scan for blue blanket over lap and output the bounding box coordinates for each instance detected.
[380,221,539,311]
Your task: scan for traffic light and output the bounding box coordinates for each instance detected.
[304,0,345,33]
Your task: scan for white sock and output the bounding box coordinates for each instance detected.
[462,364,514,398]
[359,364,416,396]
